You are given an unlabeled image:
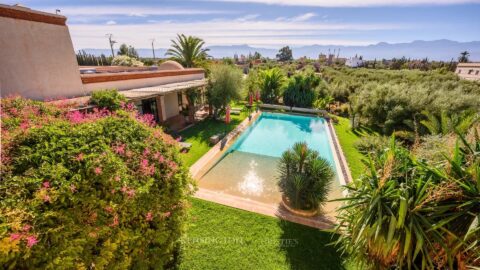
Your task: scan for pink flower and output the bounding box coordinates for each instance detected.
[20,121,29,130]
[42,181,50,189]
[22,225,31,232]
[67,110,85,124]
[126,189,136,198]
[113,143,126,155]
[9,233,22,241]
[121,186,128,193]
[75,153,84,161]
[105,206,113,213]
[176,136,182,142]
[94,167,102,175]
[110,214,119,227]
[163,212,171,218]
[146,211,153,221]
[158,155,165,163]
[138,113,156,127]
[70,184,77,192]
[26,235,38,248]
[143,148,150,156]
[140,159,155,176]
[43,194,51,203]
[114,175,121,182]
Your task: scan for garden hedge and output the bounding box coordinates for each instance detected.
[0,97,194,269]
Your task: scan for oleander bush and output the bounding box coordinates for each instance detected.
[90,89,127,111]
[0,96,193,269]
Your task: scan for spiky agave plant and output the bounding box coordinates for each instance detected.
[334,134,480,269]
[278,142,334,211]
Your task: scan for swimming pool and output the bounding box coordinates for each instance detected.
[198,112,344,213]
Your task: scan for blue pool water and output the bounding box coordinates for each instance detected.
[231,112,335,165]
[199,112,342,209]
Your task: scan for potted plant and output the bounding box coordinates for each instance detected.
[278,142,334,217]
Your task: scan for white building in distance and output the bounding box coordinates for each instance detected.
[346,56,364,68]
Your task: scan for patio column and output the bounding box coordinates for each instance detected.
[155,95,167,122]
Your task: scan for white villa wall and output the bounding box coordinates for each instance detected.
[164,93,180,119]
[0,7,84,100]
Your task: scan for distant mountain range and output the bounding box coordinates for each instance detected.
[80,39,480,61]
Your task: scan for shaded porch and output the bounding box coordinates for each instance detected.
[119,79,208,131]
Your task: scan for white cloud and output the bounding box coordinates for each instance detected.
[289,13,316,22]
[68,18,406,49]
[106,20,117,25]
[206,0,480,7]
[235,14,260,22]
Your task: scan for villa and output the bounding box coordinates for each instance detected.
[0,4,207,128]
[455,62,480,81]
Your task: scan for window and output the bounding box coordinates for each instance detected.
[458,69,462,74]
[468,69,473,75]
[178,92,183,106]
[476,70,479,75]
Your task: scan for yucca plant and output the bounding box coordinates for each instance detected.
[278,142,334,211]
[334,134,480,269]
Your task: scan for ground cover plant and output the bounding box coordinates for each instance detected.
[0,96,193,269]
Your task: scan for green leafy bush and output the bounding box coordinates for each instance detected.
[283,72,320,108]
[354,135,391,156]
[90,89,127,111]
[277,142,334,211]
[258,68,284,104]
[206,64,243,118]
[335,136,480,269]
[0,97,193,269]
[111,55,144,67]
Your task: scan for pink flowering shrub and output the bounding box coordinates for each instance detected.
[0,97,194,269]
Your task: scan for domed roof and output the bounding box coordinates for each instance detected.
[157,60,185,71]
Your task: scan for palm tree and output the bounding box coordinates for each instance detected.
[165,34,209,68]
[258,68,284,104]
[458,51,470,63]
[278,142,334,211]
[420,110,479,135]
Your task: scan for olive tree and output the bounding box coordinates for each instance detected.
[206,64,243,118]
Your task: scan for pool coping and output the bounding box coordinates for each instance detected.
[189,111,353,229]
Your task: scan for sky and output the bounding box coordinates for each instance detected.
[7,0,480,50]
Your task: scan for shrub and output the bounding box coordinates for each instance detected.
[277,142,334,210]
[335,136,480,269]
[206,64,243,118]
[90,89,127,111]
[258,68,284,104]
[283,72,320,108]
[111,55,144,67]
[0,97,193,269]
[354,135,391,156]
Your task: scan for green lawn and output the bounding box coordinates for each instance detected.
[331,116,370,180]
[179,198,348,270]
[179,111,248,167]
